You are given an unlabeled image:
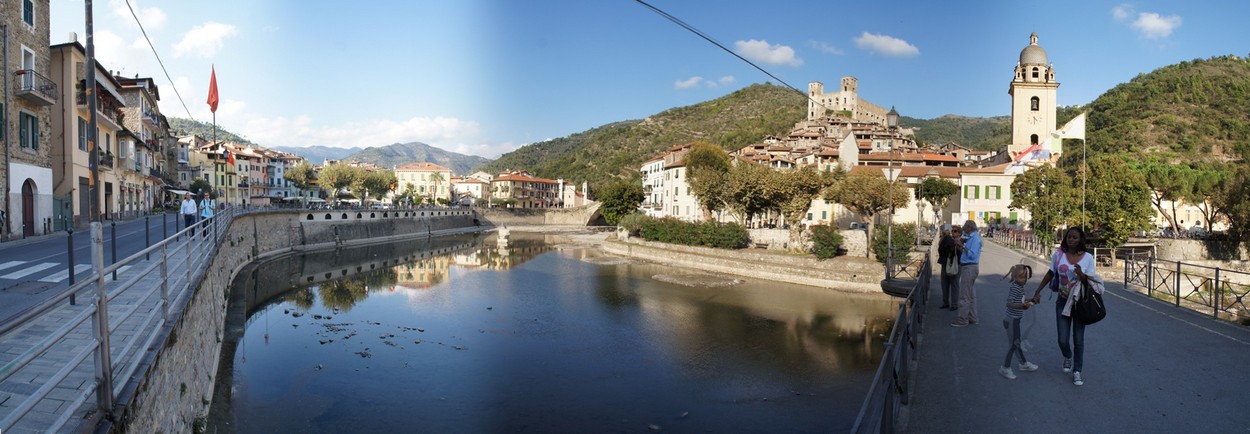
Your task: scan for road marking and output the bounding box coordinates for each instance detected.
[0,260,25,272]
[38,264,94,283]
[1,262,58,280]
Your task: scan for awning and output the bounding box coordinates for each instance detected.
[167,189,190,196]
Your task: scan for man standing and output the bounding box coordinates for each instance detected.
[200,193,217,237]
[180,193,198,236]
[937,223,961,311]
[951,220,982,327]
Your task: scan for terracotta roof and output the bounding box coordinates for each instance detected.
[396,162,451,172]
[961,162,1016,174]
[494,173,558,184]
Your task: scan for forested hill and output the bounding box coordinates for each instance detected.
[1085,55,1250,162]
[475,83,806,187]
[169,118,258,147]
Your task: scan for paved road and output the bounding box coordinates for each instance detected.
[903,240,1250,433]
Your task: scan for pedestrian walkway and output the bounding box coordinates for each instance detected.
[0,217,224,433]
[903,240,1250,432]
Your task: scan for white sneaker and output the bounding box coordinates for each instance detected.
[1073,371,1084,386]
[998,366,1017,380]
[1062,358,1073,373]
[1018,361,1039,372]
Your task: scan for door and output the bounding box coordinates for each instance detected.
[22,180,35,236]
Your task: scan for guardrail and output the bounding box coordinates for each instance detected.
[0,209,237,432]
[851,252,931,433]
[1123,252,1250,324]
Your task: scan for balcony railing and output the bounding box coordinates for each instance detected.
[142,110,160,126]
[149,168,161,177]
[76,89,125,127]
[99,153,114,169]
[13,69,59,106]
[238,182,250,188]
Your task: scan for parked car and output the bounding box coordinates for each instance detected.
[849,222,867,231]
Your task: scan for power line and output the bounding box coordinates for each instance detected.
[633,0,833,114]
[124,0,196,122]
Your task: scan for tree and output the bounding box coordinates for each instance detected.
[683,141,732,221]
[1083,155,1153,247]
[1215,165,1250,251]
[189,178,212,197]
[824,169,907,257]
[429,171,446,204]
[317,162,359,203]
[597,180,644,225]
[1131,158,1193,236]
[284,161,315,190]
[917,177,960,225]
[1009,164,1079,244]
[1186,161,1231,232]
[773,166,837,247]
[722,161,776,224]
[360,170,398,201]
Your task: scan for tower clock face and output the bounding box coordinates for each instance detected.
[1028,114,1042,125]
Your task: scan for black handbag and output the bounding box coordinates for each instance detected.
[1071,276,1106,325]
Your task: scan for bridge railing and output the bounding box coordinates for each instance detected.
[0,208,237,432]
[852,252,931,434]
[1123,252,1250,324]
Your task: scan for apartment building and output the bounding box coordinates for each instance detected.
[395,162,452,205]
[4,0,56,237]
[116,75,170,217]
[490,170,559,209]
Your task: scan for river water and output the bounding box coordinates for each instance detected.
[209,231,899,432]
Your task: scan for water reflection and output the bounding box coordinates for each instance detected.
[211,232,898,433]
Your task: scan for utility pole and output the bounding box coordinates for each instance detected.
[86,0,101,222]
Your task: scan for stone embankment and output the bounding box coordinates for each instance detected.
[600,234,886,293]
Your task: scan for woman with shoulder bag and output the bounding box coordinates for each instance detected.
[1031,227,1096,387]
[937,224,962,311]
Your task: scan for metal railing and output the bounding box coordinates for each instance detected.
[1123,252,1250,324]
[852,252,931,434]
[13,69,59,103]
[0,209,238,432]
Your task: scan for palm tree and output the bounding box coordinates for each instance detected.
[429,171,445,205]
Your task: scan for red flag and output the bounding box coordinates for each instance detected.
[226,149,235,165]
[207,66,219,113]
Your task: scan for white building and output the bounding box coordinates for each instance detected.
[639,156,665,217]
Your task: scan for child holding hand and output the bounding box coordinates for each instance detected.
[1000,264,1039,380]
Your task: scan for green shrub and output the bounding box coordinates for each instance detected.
[810,224,844,259]
[618,213,649,235]
[638,217,748,249]
[871,223,917,264]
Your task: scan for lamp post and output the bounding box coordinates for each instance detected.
[883,166,901,280]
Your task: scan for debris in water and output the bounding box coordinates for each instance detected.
[314,364,323,370]
[452,346,466,350]
[355,350,373,358]
[648,424,661,430]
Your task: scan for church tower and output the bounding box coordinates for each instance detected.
[1009,33,1059,156]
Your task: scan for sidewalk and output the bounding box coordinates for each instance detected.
[902,240,1250,433]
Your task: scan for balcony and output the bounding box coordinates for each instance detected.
[13,69,59,106]
[76,89,125,130]
[142,110,160,127]
[238,182,250,188]
[149,168,161,177]
[99,153,114,170]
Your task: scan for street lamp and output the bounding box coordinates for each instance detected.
[883,166,901,280]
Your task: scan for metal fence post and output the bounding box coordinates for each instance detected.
[91,222,115,414]
[1147,253,1154,297]
[68,223,77,305]
[145,216,151,260]
[161,243,170,321]
[110,220,118,281]
[163,211,168,239]
[1214,268,1221,319]
[1175,261,1182,307]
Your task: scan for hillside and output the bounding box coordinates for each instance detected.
[169,118,258,147]
[1085,55,1250,162]
[346,142,492,175]
[903,114,1009,151]
[476,83,806,187]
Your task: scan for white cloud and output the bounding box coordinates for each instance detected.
[854,32,919,57]
[1132,12,1182,39]
[734,40,803,66]
[1111,4,1133,21]
[173,22,237,58]
[809,40,845,55]
[718,76,735,86]
[110,0,167,29]
[675,76,704,89]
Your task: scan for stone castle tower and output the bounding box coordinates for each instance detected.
[1009,32,1060,156]
[807,76,888,125]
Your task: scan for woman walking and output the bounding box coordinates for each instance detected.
[1031,227,1096,386]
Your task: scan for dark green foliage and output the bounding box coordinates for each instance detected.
[903,115,1010,150]
[597,180,645,225]
[871,223,917,265]
[617,213,648,235]
[475,83,805,191]
[639,217,749,249]
[169,118,259,148]
[810,225,844,259]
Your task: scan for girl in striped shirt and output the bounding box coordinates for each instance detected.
[1000,264,1039,380]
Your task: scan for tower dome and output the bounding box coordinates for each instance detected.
[1018,32,1048,65]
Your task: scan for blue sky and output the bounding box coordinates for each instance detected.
[50,1,1249,159]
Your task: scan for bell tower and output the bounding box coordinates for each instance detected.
[1009,33,1060,156]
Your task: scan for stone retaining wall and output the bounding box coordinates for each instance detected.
[113,209,481,432]
[603,236,886,293]
[475,203,600,226]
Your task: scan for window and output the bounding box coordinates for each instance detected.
[988,185,1002,200]
[78,117,88,151]
[23,0,35,26]
[807,212,813,221]
[1031,67,1039,79]
[964,185,980,199]
[19,112,39,150]
[1030,97,1039,111]
[821,211,827,220]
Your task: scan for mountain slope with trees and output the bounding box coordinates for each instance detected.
[346,142,492,175]
[474,83,807,188]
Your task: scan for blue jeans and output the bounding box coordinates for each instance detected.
[1055,297,1085,372]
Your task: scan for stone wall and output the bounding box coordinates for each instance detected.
[112,209,481,432]
[603,236,886,293]
[1154,238,1247,262]
[475,203,600,227]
